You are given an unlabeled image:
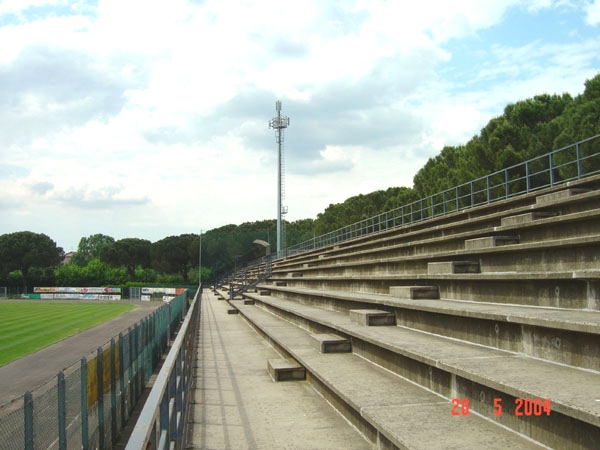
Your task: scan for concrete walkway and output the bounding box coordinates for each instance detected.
[0,301,161,405]
[189,291,370,450]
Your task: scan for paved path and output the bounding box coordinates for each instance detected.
[0,301,161,405]
[188,291,369,450]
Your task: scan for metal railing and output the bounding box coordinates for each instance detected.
[124,287,201,450]
[0,292,189,450]
[280,133,600,257]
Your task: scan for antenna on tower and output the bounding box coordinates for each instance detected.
[269,100,290,253]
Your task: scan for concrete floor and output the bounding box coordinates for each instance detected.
[188,290,370,450]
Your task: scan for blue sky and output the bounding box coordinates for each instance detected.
[0,0,599,251]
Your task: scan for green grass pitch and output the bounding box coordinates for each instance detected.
[0,301,136,367]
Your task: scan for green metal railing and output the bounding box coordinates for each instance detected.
[124,288,201,450]
[0,292,189,450]
[220,134,600,285]
[283,133,600,257]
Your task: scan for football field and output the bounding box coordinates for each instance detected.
[0,300,136,367]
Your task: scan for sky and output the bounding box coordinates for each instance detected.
[1,0,599,251]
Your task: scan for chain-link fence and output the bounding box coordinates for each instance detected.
[0,290,190,450]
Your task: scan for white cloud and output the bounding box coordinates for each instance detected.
[357,0,515,44]
[295,145,360,175]
[426,103,484,150]
[585,0,600,25]
[0,0,65,15]
[0,15,91,62]
[0,0,598,249]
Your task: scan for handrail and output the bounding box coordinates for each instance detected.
[281,133,600,258]
[124,287,201,450]
[222,134,600,277]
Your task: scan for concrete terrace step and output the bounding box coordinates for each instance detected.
[264,268,600,310]
[271,234,600,278]
[500,211,559,226]
[311,333,352,353]
[267,358,306,381]
[536,187,592,205]
[427,261,480,274]
[232,301,547,449]
[253,285,600,370]
[273,199,600,274]
[193,291,371,450]
[465,235,520,249]
[218,176,600,449]
[266,269,600,283]
[349,309,396,326]
[238,293,600,447]
[255,285,600,335]
[389,285,440,299]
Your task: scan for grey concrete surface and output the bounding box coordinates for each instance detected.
[188,291,370,450]
[243,292,600,428]
[0,301,162,405]
[259,285,600,335]
[234,301,546,449]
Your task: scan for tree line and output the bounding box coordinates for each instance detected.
[0,218,314,293]
[0,232,208,293]
[1,73,599,291]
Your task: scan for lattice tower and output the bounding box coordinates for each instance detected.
[269,100,290,253]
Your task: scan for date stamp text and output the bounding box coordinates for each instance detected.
[451,397,551,417]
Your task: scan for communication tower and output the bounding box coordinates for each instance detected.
[269,100,290,253]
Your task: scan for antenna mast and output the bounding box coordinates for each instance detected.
[269,100,290,253]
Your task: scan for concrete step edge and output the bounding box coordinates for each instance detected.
[234,303,549,450]
[242,292,600,427]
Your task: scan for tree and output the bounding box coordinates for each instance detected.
[314,187,411,234]
[100,238,151,281]
[54,262,83,286]
[0,231,64,293]
[151,234,199,283]
[382,187,418,211]
[286,218,315,246]
[554,74,600,147]
[71,234,115,266]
